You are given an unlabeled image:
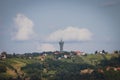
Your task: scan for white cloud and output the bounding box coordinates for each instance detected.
[37,44,56,52]
[12,13,35,41]
[47,27,93,42]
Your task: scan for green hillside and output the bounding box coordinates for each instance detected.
[0,53,120,80]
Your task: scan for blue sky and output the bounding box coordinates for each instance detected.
[0,0,120,54]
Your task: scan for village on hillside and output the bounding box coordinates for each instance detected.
[0,40,120,80]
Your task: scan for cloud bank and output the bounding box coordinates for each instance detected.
[37,44,56,52]
[12,14,35,41]
[47,27,93,42]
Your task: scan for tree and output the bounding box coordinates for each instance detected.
[95,51,98,54]
[114,50,119,54]
[102,50,105,54]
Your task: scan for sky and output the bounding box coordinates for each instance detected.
[0,0,120,54]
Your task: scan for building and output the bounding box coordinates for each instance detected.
[0,52,7,60]
[59,40,64,52]
[73,51,86,56]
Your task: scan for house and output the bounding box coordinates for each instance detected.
[114,67,120,71]
[63,55,68,58]
[106,66,120,71]
[80,68,94,74]
[0,52,7,60]
[54,51,60,54]
[58,57,62,60]
[73,51,86,56]
[98,68,104,73]
[28,56,32,59]
[39,56,45,61]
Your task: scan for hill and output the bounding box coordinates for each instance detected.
[0,52,120,80]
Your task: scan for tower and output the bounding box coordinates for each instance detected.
[59,40,64,52]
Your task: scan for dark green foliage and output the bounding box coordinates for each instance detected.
[20,58,94,80]
[103,70,120,80]
[0,74,12,80]
[30,74,41,80]
[21,62,42,73]
[45,58,93,72]
[100,55,120,67]
[0,61,15,70]
[0,64,7,73]
[21,62,42,80]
